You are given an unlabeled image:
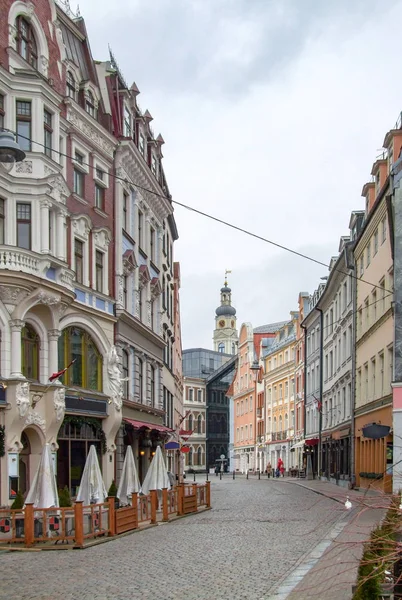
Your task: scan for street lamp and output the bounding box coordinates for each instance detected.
[250,358,260,472]
[0,131,26,173]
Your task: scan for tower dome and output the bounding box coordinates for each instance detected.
[215,305,236,316]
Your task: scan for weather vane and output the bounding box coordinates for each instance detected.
[224,269,232,286]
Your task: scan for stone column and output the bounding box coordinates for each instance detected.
[10,319,25,379]
[56,210,66,261]
[39,199,51,254]
[48,329,60,378]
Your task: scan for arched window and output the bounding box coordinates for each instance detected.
[122,350,129,399]
[16,16,38,69]
[218,343,225,353]
[197,447,202,466]
[150,365,155,407]
[279,415,283,432]
[85,90,96,118]
[232,343,235,354]
[138,357,143,401]
[273,417,277,433]
[58,327,102,391]
[188,447,193,466]
[66,71,76,99]
[21,324,40,381]
[197,414,202,434]
[188,414,193,432]
[284,413,288,431]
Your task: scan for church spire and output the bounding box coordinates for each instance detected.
[213,270,238,355]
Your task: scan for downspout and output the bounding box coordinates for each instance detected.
[350,265,357,489]
[316,308,324,478]
[301,323,307,439]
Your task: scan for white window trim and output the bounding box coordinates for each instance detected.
[71,214,91,288]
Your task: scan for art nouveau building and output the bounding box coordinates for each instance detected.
[0,0,182,504]
[0,0,123,504]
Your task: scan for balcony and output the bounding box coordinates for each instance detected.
[0,246,75,291]
[271,430,288,441]
[257,407,263,418]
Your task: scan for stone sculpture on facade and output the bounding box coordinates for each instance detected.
[16,381,31,418]
[54,387,66,421]
[107,346,128,411]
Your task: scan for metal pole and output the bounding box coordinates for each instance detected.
[219,471,222,480]
[258,470,260,480]
[193,472,196,482]
[246,471,248,480]
[206,470,209,481]
[233,470,235,480]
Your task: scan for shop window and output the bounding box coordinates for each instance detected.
[58,327,102,391]
[21,324,40,380]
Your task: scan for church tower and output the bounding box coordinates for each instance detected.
[213,271,239,354]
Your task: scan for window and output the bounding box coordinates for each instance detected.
[189,388,194,401]
[66,71,76,99]
[138,357,143,400]
[366,241,371,267]
[371,357,376,400]
[374,229,379,255]
[85,91,96,118]
[197,389,202,402]
[372,290,377,322]
[122,350,129,399]
[150,365,155,406]
[58,327,102,391]
[73,152,85,197]
[359,257,364,277]
[74,239,84,284]
[44,109,52,158]
[123,105,131,137]
[197,446,202,465]
[381,217,387,244]
[0,94,4,129]
[139,133,145,157]
[379,352,384,397]
[0,199,4,244]
[188,414,193,431]
[249,396,253,411]
[16,17,37,69]
[365,297,369,329]
[123,192,128,231]
[95,184,104,211]
[380,278,386,313]
[197,415,202,434]
[95,250,103,292]
[138,210,143,249]
[151,155,157,176]
[17,203,31,249]
[218,342,225,353]
[388,346,394,387]
[21,324,40,380]
[16,100,31,151]
[150,227,155,262]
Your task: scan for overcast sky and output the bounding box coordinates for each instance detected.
[77,0,402,349]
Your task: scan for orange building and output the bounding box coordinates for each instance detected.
[233,322,285,472]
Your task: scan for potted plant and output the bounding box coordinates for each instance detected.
[107,480,119,509]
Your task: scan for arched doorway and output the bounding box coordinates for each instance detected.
[19,427,44,498]
[19,432,30,496]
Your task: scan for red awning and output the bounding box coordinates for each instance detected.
[305,438,319,446]
[123,418,173,433]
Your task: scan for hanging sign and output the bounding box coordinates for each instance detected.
[165,441,180,450]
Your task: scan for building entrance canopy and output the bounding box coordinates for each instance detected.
[123,418,173,433]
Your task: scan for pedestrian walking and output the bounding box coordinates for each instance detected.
[266,462,272,479]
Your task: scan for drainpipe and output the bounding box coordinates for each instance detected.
[316,308,324,478]
[350,261,357,489]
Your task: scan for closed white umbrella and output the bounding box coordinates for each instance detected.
[141,446,171,495]
[76,445,107,505]
[117,446,140,505]
[25,444,58,508]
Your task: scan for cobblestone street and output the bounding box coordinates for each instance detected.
[0,477,348,600]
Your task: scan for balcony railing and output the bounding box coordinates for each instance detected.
[271,430,288,441]
[0,247,39,275]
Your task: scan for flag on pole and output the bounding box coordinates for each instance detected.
[49,359,76,382]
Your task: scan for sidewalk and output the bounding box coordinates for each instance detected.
[271,479,389,600]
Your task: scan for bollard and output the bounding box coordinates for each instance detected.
[206,470,209,481]
[193,471,196,482]
[246,471,249,480]
[233,470,235,480]
[258,470,261,480]
[219,471,222,480]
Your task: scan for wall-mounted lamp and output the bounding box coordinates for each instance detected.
[151,451,156,456]
[140,450,145,456]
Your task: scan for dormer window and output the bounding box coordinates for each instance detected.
[66,71,76,100]
[16,17,38,69]
[139,133,145,157]
[123,106,131,137]
[151,154,157,176]
[85,91,96,118]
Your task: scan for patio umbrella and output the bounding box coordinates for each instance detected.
[76,445,107,505]
[25,443,58,508]
[141,446,171,495]
[117,446,140,505]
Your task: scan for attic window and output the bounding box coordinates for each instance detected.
[85,91,96,118]
[16,17,38,69]
[67,71,76,100]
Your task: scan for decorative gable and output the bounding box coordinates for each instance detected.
[122,249,137,274]
[138,264,151,288]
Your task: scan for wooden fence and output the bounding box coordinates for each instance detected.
[0,482,211,548]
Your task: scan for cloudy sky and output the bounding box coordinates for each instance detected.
[78,0,402,348]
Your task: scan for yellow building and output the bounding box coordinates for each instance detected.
[263,314,297,473]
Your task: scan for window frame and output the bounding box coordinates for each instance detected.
[0,94,5,129]
[21,323,40,381]
[0,198,5,245]
[58,326,102,391]
[95,249,104,293]
[16,100,32,152]
[43,108,53,158]
[74,238,84,284]
[66,71,76,100]
[16,202,31,250]
[16,16,38,69]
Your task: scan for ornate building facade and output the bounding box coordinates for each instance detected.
[0,0,182,503]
